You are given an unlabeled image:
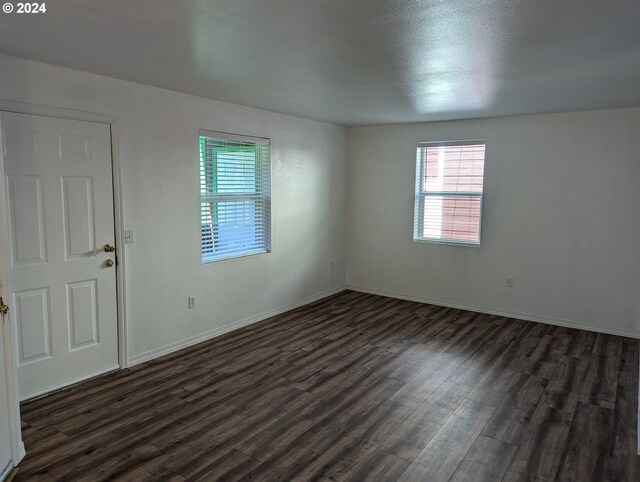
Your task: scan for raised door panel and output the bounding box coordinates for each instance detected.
[13,287,52,366]
[61,176,95,260]
[2,127,39,162]
[6,176,47,267]
[59,134,90,161]
[66,279,99,351]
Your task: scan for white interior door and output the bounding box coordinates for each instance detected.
[1,111,118,400]
[0,317,13,480]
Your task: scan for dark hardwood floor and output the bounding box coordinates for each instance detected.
[15,290,640,481]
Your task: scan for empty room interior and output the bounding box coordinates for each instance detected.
[0,1,639,481]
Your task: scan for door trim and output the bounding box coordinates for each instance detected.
[0,99,129,369]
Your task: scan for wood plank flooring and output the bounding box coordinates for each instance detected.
[15,290,640,481]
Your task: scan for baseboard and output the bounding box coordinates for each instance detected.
[17,442,25,463]
[347,284,640,339]
[128,286,347,366]
[19,365,120,402]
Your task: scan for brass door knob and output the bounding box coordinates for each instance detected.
[104,259,114,268]
[104,243,116,252]
[0,304,8,315]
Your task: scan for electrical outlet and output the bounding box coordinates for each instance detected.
[506,277,514,288]
[188,296,196,309]
[124,229,134,243]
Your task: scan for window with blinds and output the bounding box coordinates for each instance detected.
[413,140,486,245]
[199,131,271,263]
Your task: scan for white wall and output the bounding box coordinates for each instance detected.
[0,54,347,363]
[347,108,640,337]
[1,54,638,366]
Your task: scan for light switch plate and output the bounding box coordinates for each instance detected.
[124,229,134,243]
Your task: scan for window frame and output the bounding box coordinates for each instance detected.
[199,129,272,264]
[413,139,486,247]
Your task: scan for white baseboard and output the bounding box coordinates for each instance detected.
[346,284,640,339]
[19,365,120,402]
[128,286,347,367]
[17,441,25,463]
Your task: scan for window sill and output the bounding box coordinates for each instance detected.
[413,238,481,247]
[202,248,270,264]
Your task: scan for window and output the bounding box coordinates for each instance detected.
[199,131,271,262]
[413,140,486,245]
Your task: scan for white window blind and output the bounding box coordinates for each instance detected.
[413,140,486,245]
[199,131,271,262]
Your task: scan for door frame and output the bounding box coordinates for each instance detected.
[0,99,129,460]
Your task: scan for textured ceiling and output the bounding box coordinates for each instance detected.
[1,0,639,126]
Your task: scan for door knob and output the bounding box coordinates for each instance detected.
[0,297,8,315]
[104,259,114,268]
[104,243,116,252]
